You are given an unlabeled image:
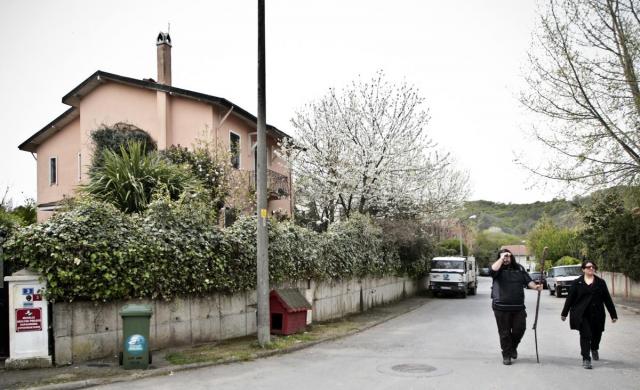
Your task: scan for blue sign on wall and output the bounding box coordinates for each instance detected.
[22,288,34,295]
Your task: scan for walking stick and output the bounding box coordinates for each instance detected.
[532,247,548,364]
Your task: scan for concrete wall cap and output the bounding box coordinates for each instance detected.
[4,268,42,282]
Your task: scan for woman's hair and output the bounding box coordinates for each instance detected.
[581,260,598,270]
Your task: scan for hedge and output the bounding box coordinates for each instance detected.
[2,198,426,303]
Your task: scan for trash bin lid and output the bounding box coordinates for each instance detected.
[120,304,153,317]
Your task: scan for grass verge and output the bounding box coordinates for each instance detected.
[165,317,364,365]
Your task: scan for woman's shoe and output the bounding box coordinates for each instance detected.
[591,350,599,361]
[583,359,592,369]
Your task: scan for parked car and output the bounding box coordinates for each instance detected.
[546,265,582,297]
[528,271,547,289]
[479,267,491,276]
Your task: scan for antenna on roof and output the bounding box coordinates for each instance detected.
[167,22,171,34]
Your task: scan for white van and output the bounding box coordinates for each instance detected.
[546,265,582,297]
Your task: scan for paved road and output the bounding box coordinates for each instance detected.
[94,277,640,389]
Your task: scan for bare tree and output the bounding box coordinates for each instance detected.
[284,71,469,223]
[521,0,640,189]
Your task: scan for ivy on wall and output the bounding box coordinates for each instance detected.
[2,197,428,303]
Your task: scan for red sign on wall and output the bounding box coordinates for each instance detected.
[16,308,42,332]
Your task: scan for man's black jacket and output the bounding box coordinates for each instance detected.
[490,263,532,311]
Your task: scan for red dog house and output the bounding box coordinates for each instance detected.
[270,289,312,335]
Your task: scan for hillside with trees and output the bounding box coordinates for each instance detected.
[460,187,640,274]
[458,198,581,237]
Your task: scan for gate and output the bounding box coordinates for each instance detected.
[0,258,9,358]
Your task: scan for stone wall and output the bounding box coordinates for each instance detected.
[599,271,640,301]
[53,276,416,364]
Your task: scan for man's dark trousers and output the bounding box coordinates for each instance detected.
[494,309,527,358]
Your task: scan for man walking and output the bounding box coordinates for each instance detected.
[490,249,542,365]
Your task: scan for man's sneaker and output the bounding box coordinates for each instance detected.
[503,357,512,365]
[583,359,592,369]
[591,350,599,361]
[511,350,518,359]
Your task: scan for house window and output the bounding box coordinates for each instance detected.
[49,157,57,185]
[77,152,82,181]
[230,131,241,169]
[267,145,271,168]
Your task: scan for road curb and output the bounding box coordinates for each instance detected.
[617,303,640,315]
[25,298,430,390]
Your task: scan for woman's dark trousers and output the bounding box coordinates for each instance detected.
[579,319,602,361]
[494,310,527,358]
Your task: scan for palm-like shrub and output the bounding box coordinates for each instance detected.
[90,123,157,170]
[84,141,196,213]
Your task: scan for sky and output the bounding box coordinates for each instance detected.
[0,0,566,207]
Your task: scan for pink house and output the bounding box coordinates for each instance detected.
[18,32,292,222]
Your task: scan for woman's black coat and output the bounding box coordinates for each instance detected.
[561,275,617,332]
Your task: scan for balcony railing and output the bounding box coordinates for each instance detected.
[233,169,291,200]
[251,169,290,199]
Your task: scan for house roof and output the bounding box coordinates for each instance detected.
[19,108,80,153]
[271,289,311,312]
[500,244,530,256]
[19,70,290,153]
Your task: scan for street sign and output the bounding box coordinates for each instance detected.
[16,308,42,332]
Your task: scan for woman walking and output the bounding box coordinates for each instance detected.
[561,260,618,369]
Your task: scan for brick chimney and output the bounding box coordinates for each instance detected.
[156,32,172,85]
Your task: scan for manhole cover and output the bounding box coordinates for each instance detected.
[377,361,451,378]
[391,363,437,374]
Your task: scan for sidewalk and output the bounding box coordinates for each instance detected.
[0,295,431,390]
[613,296,640,315]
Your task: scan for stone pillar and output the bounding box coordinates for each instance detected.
[4,268,52,369]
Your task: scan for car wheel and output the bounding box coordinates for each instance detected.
[549,286,554,295]
[556,289,563,298]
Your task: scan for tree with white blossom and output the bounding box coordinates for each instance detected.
[283,71,469,225]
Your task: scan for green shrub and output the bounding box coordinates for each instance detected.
[3,206,411,302]
[555,256,581,266]
[322,214,399,279]
[140,194,227,298]
[2,199,146,302]
[90,123,156,169]
[84,142,197,213]
[579,190,640,279]
[436,238,468,256]
[378,219,434,278]
[0,209,19,242]
[162,143,231,210]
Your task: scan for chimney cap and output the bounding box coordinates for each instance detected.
[156,32,172,47]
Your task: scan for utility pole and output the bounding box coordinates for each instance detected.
[256,0,270,347]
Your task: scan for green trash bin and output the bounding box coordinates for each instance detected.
[119,304,153,369]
